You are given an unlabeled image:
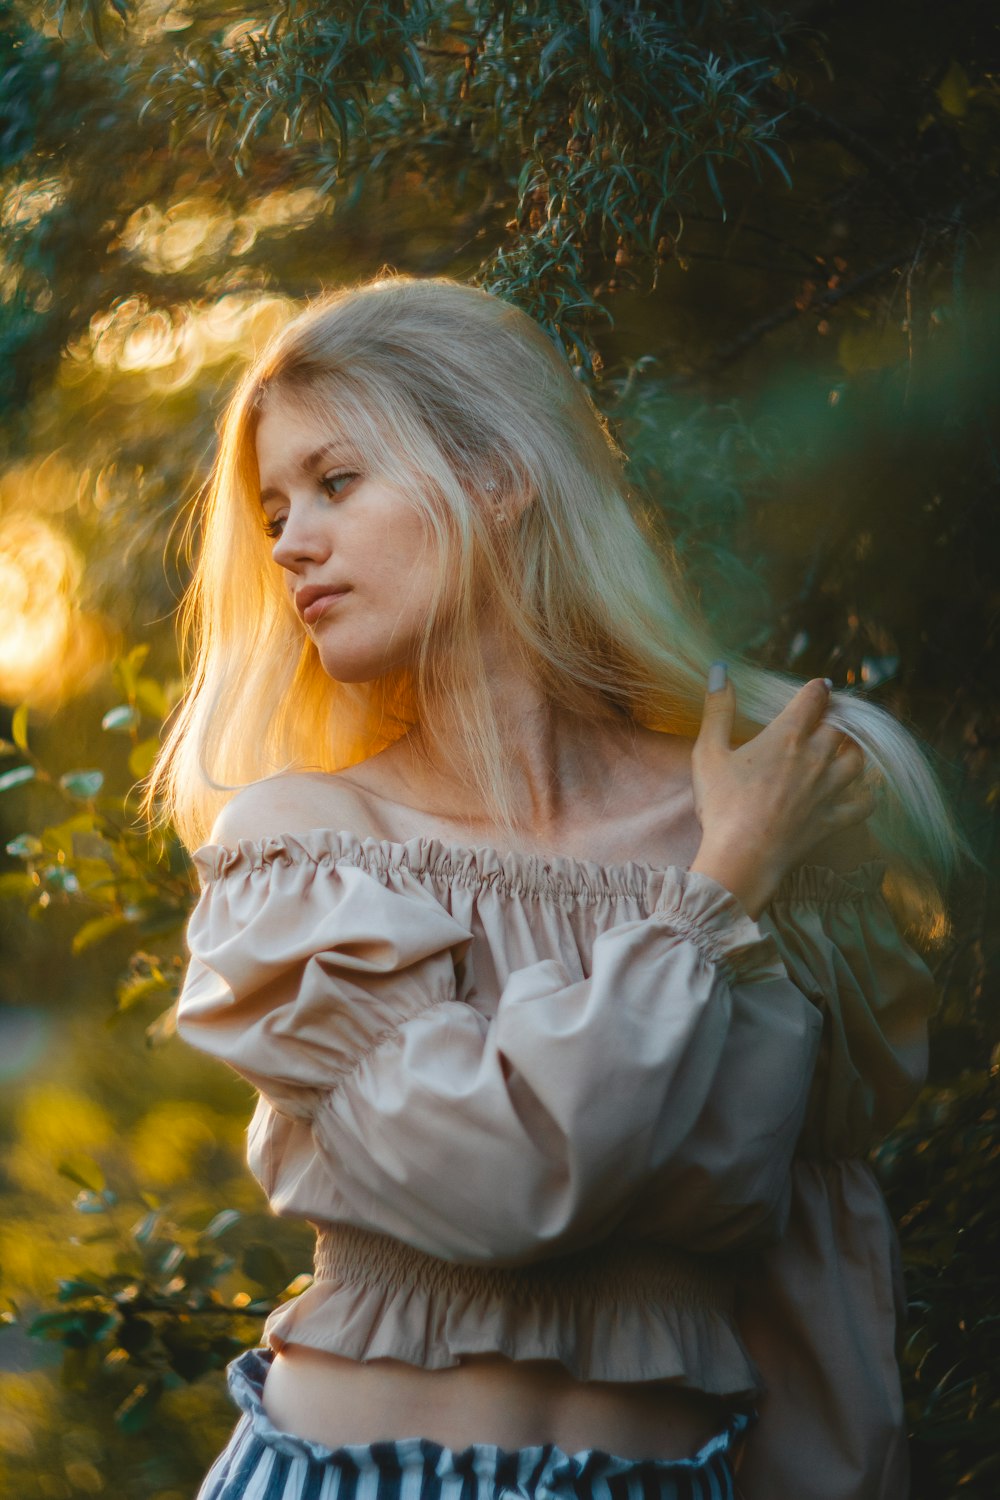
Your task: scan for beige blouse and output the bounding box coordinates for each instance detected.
[176,828,938,1500]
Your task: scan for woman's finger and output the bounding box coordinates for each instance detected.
[696,661,737,755]
[810,720,858,762]
[822,787,879,832]
[819,741,868,794]
[808,720,843,758]
[768,677,834,742]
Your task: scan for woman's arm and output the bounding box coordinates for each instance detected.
[179,665,878,1269]
[620,823,938,1251]
[178,804,822,1267]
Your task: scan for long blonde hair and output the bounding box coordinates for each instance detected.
[147,271,975,946]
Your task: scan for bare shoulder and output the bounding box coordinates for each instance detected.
[208,771,371,846]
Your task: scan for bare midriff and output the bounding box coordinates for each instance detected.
[261,1345,731,1460]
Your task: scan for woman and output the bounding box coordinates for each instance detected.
[157,273,967,1500]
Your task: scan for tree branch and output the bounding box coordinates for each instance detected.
[678,178,1000,386]
[679,250,904,385]
[761,86,926,221]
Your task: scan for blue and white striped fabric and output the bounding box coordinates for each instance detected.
[196,1348,753,1500]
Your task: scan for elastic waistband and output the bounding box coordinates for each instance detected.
[312,1221,736,1311]
[225,1345,754,1476]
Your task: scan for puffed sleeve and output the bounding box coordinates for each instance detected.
[620,858,939,1254]
[176,851,473,1114]
[760,857,938,1157]
[732,859,942,1500]
[177,841,823,1265]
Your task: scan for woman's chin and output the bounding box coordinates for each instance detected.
[315,644,407,685]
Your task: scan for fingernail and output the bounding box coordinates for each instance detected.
[707,661,728,694]
[822,677,834,692]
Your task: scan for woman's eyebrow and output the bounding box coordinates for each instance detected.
[259,442,352,504]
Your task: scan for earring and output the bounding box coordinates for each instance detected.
[483,479,503,514]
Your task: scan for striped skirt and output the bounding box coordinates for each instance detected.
[196,1347,754,1500]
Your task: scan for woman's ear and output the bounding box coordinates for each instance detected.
[485,478,534,527]
[479,480,514,528]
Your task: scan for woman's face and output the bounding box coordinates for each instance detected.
[255,390,440,683]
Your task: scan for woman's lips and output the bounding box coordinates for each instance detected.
[301,590,350,624]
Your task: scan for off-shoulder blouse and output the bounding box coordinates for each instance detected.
[176,828,938,1500]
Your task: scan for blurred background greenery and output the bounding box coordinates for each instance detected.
[1,0,998,1495]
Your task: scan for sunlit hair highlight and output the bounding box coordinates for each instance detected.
[146,271,975,947]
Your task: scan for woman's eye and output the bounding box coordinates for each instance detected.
[261,472,358,539]
[321,470,358,498]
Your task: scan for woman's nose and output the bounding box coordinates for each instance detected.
[270,500,332,569]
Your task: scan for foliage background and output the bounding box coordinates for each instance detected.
[1,1,998,1495]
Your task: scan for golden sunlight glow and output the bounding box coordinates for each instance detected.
[0,176,65,233]
[0,511,107,706]
[0,451,89,516]
[118,188,326,275]
[76,291,296,387]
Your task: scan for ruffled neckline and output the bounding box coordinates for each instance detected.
[193,826,886,909]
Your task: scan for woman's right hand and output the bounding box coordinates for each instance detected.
[688,667,876,920]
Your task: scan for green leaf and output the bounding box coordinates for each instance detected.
[134,678,169,720]
[72,913,130,954]
[5,834,43,859]
[703,155,726,219]
[132,1209,161,1244]
[0,766,36,793]
[538,25,571,82]
[42,814,96,856]
[202,1209,242,1240]
[71,831,119,867]
[128,738,160,779]
[116,973,171,1012]
[58,1156,106,1193]
[756,140,793,192]
[69,1307,118,1347]
[56,1278,106,1303]
[59,770,105,799]
[114,645,150,700]
[84,0,105,53]
[12,704,29,752]
[101,704,141,733]
[937,59,970,118]
[29,1308,83,1338]
[588,1,601,57]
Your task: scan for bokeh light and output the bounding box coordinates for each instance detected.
[0,511,108,706]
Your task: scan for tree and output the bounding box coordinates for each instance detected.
[1,2,998,1494]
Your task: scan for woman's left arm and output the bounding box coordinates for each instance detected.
[760,858,937,1156]
[727,824,940,1500]
[621,825,940,1252]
